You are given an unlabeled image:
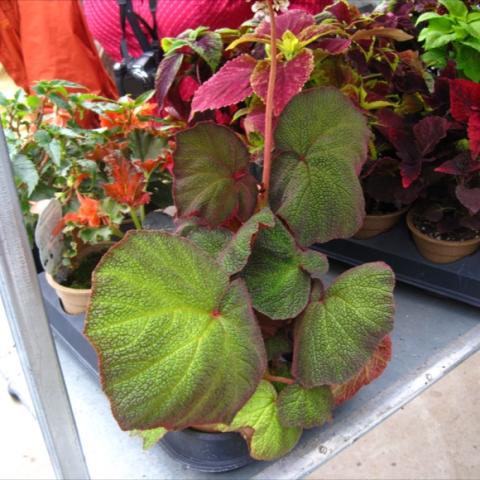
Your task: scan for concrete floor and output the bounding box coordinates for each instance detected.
[1,303,479,480]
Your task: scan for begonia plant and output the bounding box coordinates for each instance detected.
[85,0,396,461]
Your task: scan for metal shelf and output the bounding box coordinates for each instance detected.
[43,263,480,479]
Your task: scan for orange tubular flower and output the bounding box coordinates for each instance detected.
[53,192,108,236]
[104,155,151,207]
[99,102,156,132]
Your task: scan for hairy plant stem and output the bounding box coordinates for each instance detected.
[264,373,295,385]
[258,0,278,209]
[129,207,142,230]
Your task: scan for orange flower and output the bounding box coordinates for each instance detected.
[103,155,151,207]
[135,158,161,174]
[53,193,108,236]
[99,101,156,131]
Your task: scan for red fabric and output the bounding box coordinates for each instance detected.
[84,0,332,62]
[0,0,117,98]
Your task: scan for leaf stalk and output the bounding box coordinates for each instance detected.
[259,0,278,209]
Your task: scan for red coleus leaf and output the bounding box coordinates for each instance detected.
[191,54,256,115]
[104,155,151,208]
[255,9,315,38]
[332,335,392,406]
[178,76,200,102]
[456,185,480,215]
[316,38,352,55]
[449,78,480,123]
[326,1,354,24]
[435,151,480,175]
[251,49,314,117]
[468,112,480,159]
[413,116,449,156]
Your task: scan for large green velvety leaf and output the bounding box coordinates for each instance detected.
[174,123,257,226]
[219,208,276,275]
[85,231,266,431]
[270,87,369,246]
[242,218,328,320]
[227,380,302,461]
[292,262,395,386]
[277,384,333,429]
[180,222,233,258]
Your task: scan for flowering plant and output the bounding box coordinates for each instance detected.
[1,81,173,283]
[85,0,395,461]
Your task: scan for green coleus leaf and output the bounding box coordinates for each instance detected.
[439,0,468,19]
[173,123,257,226]
[227,380,302,461]
[242,218,328,320]
[131,427,168,449]
[277,384,333,429]
[85,231,267,431]
[292,262,395,386]
[219,208,276,275]
[128,129,167,161]
[270,87,369,247]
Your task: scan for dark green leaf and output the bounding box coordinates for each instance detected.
[12,154,39,195]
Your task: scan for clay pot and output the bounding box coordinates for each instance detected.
[354,207,408,240]
[406,210,480,264]
[45,242,113,314]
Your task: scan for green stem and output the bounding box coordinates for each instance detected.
[110,224,124,239]
[129,208,142,230]
[258,0,278,209]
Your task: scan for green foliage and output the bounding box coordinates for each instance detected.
[277,384,333,429]
[417,0,480,81]
[242,218,328,320]
[293,263,395,386]
[225,380,302,461]
[174,123,257,226]
[131,427,167,449]
[85,231,266,430]
[270,88,369,246]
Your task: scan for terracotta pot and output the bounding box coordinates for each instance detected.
[45,242,113,314]
[406,210,480,264]
[354,207,408,240]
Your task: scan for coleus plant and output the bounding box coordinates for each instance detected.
[85,1,395,461]
[416,0,480,81]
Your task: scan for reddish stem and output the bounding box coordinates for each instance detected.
[264,373,295,385]
[258,0,278,209]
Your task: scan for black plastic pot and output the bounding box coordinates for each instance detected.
[161,429,254,472]
[39,273,255,473]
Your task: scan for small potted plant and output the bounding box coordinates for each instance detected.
[84,0,396,470]
[1,81,174,313]
[406,77,480,263]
